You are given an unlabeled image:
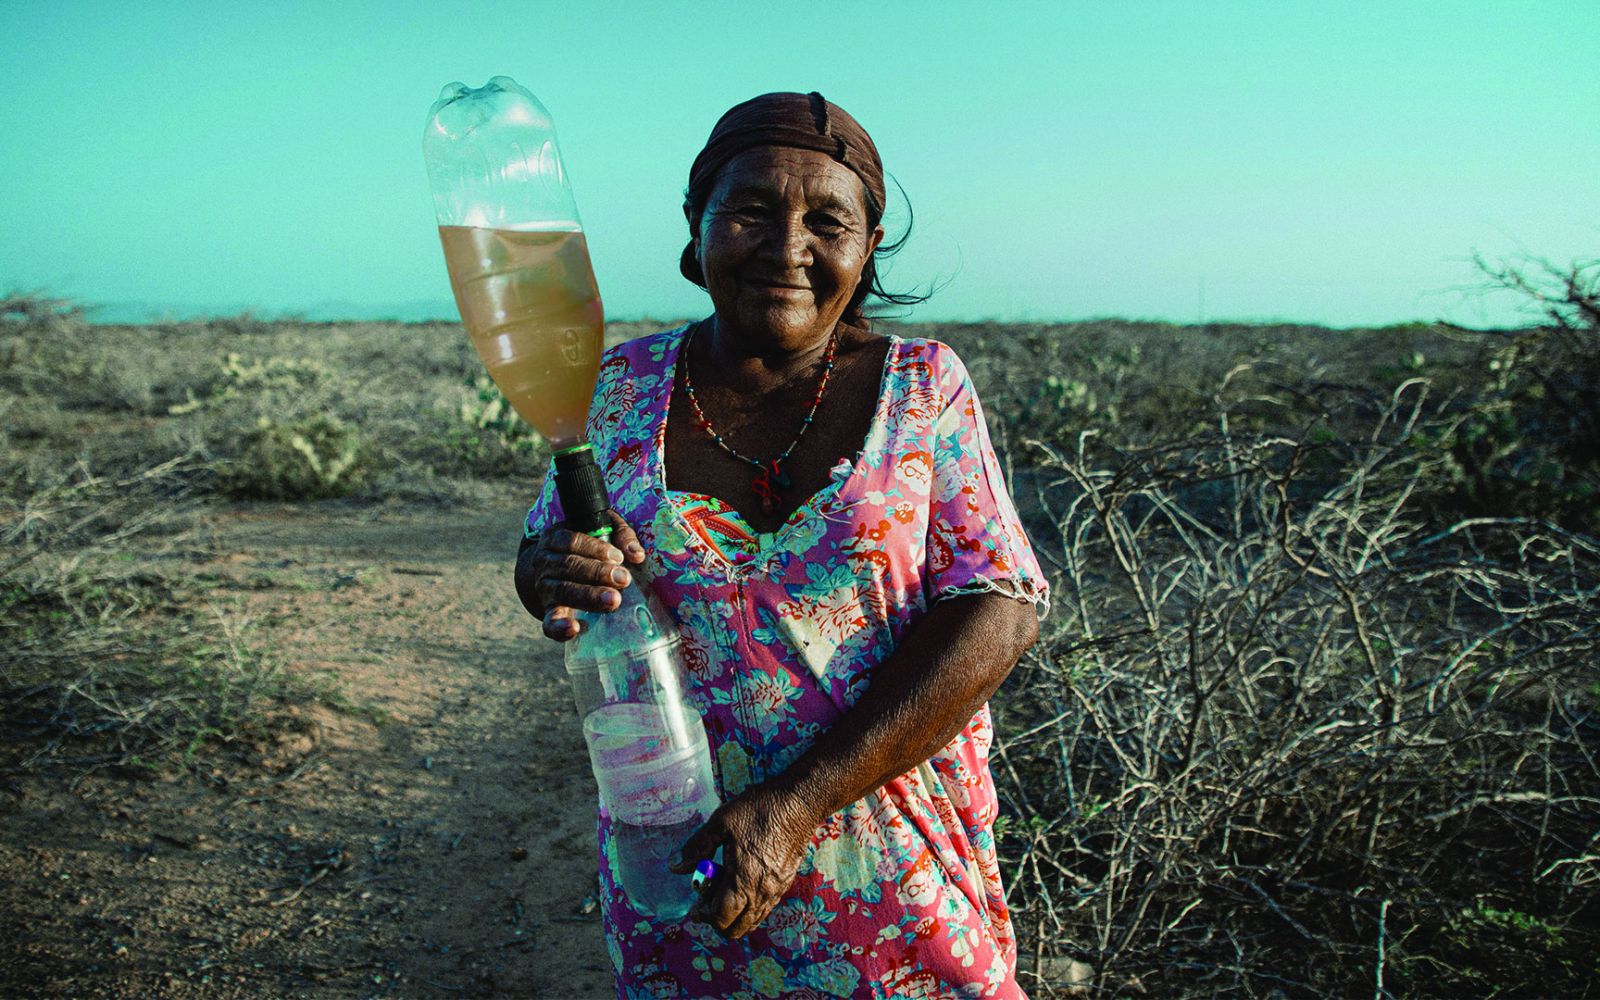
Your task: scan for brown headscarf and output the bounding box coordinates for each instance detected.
[679,92,886,296]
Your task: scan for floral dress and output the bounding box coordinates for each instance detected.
[524,324,1048,999]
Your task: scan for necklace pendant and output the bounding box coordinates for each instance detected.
[774,466,792,490]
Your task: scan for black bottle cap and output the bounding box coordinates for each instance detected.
[553,444,612,537]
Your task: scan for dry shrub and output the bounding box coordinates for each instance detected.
[995,375,1599,996]
[2,292,222,417]
[0,290,83,337]
[1425,258,1600,534]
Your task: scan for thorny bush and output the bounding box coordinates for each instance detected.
[1426,257,1600,534]
[992,367,1599,996]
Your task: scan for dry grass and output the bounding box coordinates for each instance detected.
[0,454,292,775]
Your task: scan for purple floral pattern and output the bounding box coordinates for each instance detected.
[525,325,1047,999]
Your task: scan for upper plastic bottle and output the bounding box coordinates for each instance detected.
[423,76,583,232]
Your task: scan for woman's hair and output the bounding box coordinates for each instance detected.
[679,92,931,322]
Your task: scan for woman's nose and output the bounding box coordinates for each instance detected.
[763,214,812,268]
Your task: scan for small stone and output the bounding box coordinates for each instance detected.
[1037,957,1096,996]
[509,847,528,862]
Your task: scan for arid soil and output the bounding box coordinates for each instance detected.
[2,494,617,998]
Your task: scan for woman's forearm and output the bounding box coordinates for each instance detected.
[767,592,1038,824]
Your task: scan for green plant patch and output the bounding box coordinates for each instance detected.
[215,413,374,500]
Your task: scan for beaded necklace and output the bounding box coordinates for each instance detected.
[680,321,838,516]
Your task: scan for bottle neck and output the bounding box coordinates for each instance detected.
[554,443,613,536]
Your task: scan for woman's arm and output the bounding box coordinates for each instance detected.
[672,591,1039,939]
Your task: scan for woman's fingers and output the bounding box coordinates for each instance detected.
[536,527,633,613]
[726,884,783,939]
[670,816,721,874]
[549,549,632,589]
[547,525,628,565]
[675,811,744,933]
[525,516,646,641]
[607,510,648,565]
[691,851,788,938]
[695,877,752,936]
[540,575,625,614]
[542,605,580,642]
[674,797,810,939]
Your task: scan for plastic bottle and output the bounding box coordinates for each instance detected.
[424,77,718,921]
[422,76,603,450]
[558,472,720,920]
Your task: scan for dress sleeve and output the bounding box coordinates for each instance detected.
[923,345,1050,617]
[522,461,563,541]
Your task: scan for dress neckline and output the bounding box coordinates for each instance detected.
[654,323,900,572]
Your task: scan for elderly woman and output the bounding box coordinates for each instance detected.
[515,92,1048,999]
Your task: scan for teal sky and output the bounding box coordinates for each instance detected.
[3,1,1596,327]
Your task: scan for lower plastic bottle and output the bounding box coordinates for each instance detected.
[564,578,719,921]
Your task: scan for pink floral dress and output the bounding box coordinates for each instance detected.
[524,325,1048,999]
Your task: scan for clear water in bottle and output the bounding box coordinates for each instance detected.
[611,815,708,922]
[582,702,718,918]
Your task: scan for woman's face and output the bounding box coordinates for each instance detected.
[694,146,884,353]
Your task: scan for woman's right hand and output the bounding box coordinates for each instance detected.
[516,509,646,641]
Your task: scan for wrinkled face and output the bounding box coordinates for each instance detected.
[692,146,884,352]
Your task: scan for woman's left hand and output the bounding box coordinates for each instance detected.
[670,782,823,938]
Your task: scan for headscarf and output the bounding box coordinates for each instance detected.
[679,92,886,297]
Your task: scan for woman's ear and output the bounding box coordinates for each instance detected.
[686,204,706,255]
[679,240,707,288]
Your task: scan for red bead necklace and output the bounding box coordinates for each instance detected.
[680,322,838,516]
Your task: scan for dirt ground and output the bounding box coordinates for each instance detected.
[1,494,618,998]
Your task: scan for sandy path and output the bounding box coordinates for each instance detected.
[1,498,617,998]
